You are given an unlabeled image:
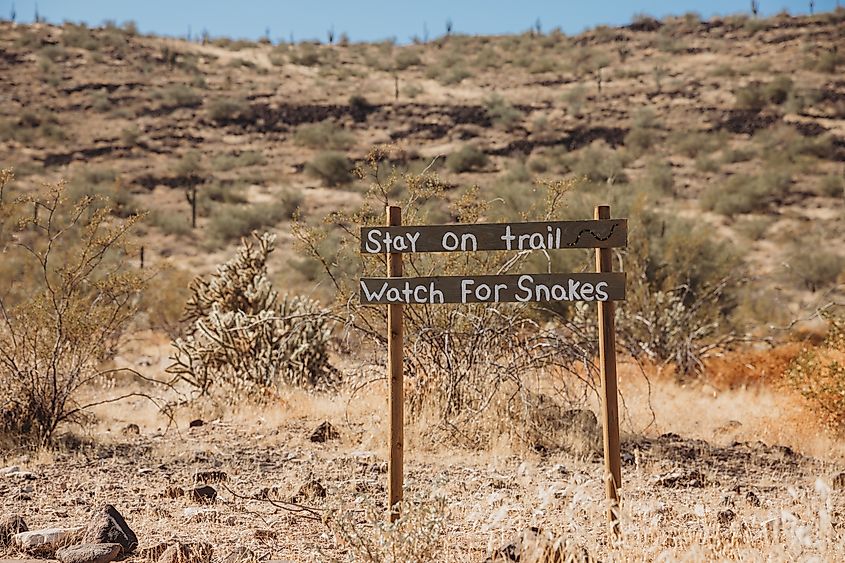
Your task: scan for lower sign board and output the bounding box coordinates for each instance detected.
[360,273,625,304]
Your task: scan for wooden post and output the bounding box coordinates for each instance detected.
[386,205,404,522]
[140,246,145,269]
[595,205,622,539]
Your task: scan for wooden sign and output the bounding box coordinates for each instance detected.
[364,205,625,538]
[360,273,625,304]
[360,219,626,254]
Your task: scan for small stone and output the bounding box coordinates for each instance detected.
[121,424,141,436]
[187,485,217,503]
[189,419,205,428]
[56,543,122,563]
[0,465,21,475]
[656,470,706,488]
[745,490,761,506]
[832,472,845,491]
[157,542,213,563]
[81,504,138,553]
[717,509,736,525]
[194,470,228,484]
[13,526,85,554]
[0,514,28,546]
[292,480,326,502]
[309,421,340,443]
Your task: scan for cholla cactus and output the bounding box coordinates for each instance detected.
[168,232,335,398]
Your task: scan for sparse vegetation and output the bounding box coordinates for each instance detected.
[208,192,302,244]
[305,152,354,186]
[293,121,355,150]
[446,145,488,173]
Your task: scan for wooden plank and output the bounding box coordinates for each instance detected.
[360,273,625,304]
[360,219,627,254]
[385,206,404,523]
[595,205,622,540]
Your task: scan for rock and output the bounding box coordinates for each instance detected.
[717,509,736,525]
[0,465,21,475]
[0,514,28,546]
[188,419,205,428]
[292,480,326,502]
[81,504,138,553]
[187,485,217,503]
[56,543,122,563]
[832,472,845,491]
[157,542,213,563]
[309,421,340,443]
[193,470,228,484]
[13,526,85,554]
[657,469,706,488]
[220,547,257,563]
[121,424,141,436]
[745,490,761,506]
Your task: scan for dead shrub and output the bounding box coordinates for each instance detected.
[705,344,802,389]
[0,171,154,446]
[293,147,602,447]
[786,309,845,431]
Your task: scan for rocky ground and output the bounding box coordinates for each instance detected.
[2,379,845,562]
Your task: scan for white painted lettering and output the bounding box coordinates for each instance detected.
[595,281,609,301]
[461,279,474,303]
[442,232,459,251]
[501,225,515,250]
[365,229,382,253]
[516,275,533,302]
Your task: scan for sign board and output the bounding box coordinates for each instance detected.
[362,205,625,536]
[360,219,627,254]
[360,273,625,304]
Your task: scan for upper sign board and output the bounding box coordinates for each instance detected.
[360,219,627,254]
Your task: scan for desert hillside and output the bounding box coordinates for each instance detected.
[1,11,843,314]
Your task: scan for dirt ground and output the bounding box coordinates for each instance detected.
[3,357,845,562]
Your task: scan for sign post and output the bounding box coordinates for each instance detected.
[595,205,622,539]
[360,208,626,535]
[386,206,404,523]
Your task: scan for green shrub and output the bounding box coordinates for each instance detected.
[787,245,844,292]
[293,121,355,150]
[203,180,248,204]
[642,159,674,194]
[702,172,791,215]
[305,152,354,186]
[571,144,628,184]
[208,97,250,122]
[208,192,302,243]
[174,151,203,177]
[151,209,192,237]
[395,49,422,70]
[735,77,793,111]
[211,151,266,171]
[155,85,202,108]
[484,94,523,130]
[671,131,720,158]
[291,44,321,66]
[818,173,844,197]
[446,145,488,173]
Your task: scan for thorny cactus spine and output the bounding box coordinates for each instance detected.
[168,232,336,398]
